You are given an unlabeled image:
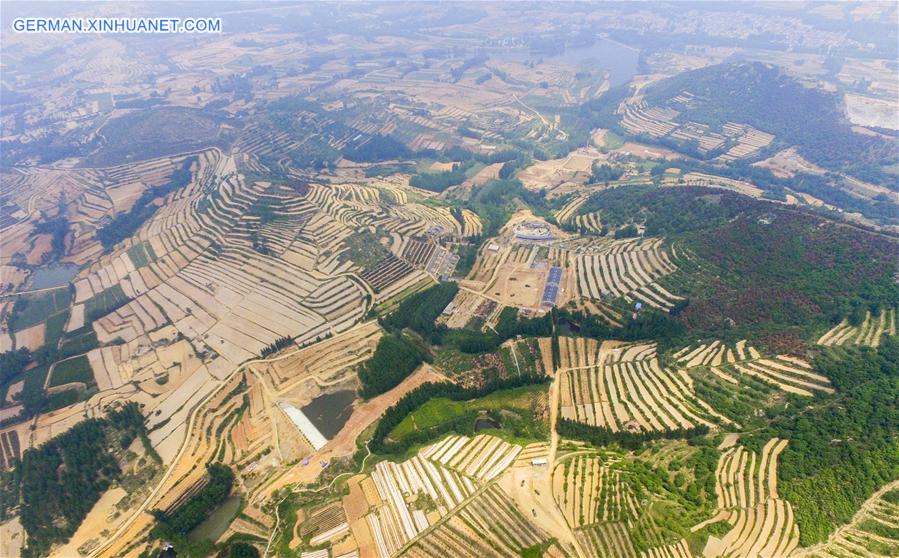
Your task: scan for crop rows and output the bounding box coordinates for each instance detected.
[575,521,638,558]
[421,434,522,482]
[362,452,480,557]
[554,194,589,224]
[572,238,682,310]
[361,254,418,293]
[400,238,437,267]
[638,540,693,558]
[301,502,350,546]
[552,455,638,528]
[693,438,799,558]
[731,358,832,397]
[673,340,758,369]
[573,212,603,234]
[403,484,549,558]
[266,320,381,389]
[674,340,833,397]
[559,358,716,433]
[306,182,482,239]
[716,123,775,161]
[817,307,897,347]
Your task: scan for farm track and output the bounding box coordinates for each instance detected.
[792,479,899,558]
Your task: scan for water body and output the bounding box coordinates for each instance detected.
[188,494,241,543]
[498,37,641,88]
[301,390,355,439]
[475,416,501,432]
[549,37,641,88]
[29,264,78,290]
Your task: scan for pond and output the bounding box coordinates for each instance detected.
[301,389,355,439]
[497,37,641,88]
[557,318,581,336]
[29,264,78,290]
[475,416,501,432]
[188,494,241,543]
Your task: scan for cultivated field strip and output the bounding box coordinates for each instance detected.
[557,337,619,370]
[554,194,589,224]
[639,540,693,558]
[65,151,474,432]
[618,95,776,161]
[342,434,528,558]
[817,307,897,347]
[576,521,638,558]
[558,340,729,433]
[402,484,551,558]
[573,212,603,234]
[570,238,683,310]
[302,502,351,546]
[693,438,799,558]
[365,457,478,556]
[265,320,382,389]
[674,340,833,397]
[559,359,717,433]
[552,455,639,528]
[421,434,523,481]
[1,155,186,267]
[306,182,482,238]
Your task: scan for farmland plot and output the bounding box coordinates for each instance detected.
[618,94,773,161]
[554,194,590,225]
[402,484,553,558]
[262,320,382,391]
[343,440,490,557]
[673,341,833,397]
[570,237,683,311]
[421,434,522,482]
[437,290,501,329]
[327,434,531,558]
[53,149,473,461]
[0,155,183,267]
[558,341,725,433]
[558,450,693,558]
[692,438,799,558]
[816,307,897,348]
[552,454,639,529]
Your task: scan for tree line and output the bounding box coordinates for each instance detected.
[556,418,709,451]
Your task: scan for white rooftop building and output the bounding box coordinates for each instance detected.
[278,401,328,450]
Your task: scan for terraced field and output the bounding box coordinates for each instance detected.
[569,237,683,310]
[420,434,523,482]
[674,341,833,397]
[558,339,726,433]
[817,307,897,348]
[692,438,799,558]
[402,484,555,558]
[327,434,533,558]
[552,454,638,528]
[25,149,489,469]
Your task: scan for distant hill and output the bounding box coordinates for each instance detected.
[641,62,897,185]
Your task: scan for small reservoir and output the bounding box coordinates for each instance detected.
[301,390,355,439]
[29,264,78,290]
[188,494,241,543]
